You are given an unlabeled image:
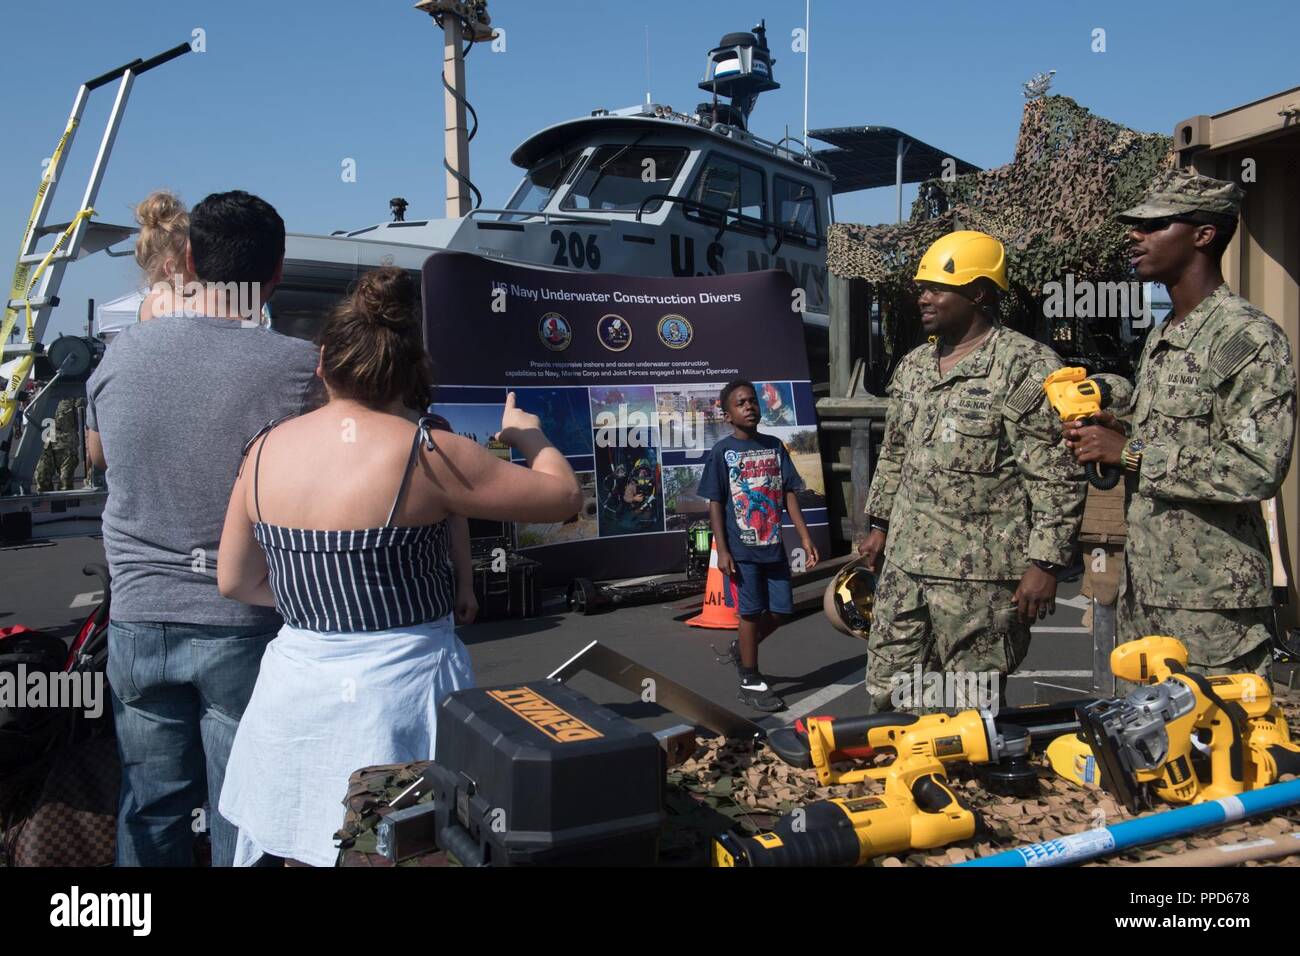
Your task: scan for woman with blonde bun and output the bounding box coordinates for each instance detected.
[134,190,194,321]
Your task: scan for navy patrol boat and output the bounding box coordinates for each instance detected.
[270,21,834,368]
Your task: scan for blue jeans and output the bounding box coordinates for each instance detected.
[107,620,276,866]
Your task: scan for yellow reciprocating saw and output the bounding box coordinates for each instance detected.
[765,708,1041,794]
[1076,636,1300,812]
[712,752,977,867]
[1043,366,1122,490]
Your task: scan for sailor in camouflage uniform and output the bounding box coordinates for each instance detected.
[859,232,1085,712]
[1067,169,1296,678]
[32,396,83,492]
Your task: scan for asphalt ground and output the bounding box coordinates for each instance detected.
[2,533,1097,735]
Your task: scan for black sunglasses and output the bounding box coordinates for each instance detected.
[1127,216,1194,234]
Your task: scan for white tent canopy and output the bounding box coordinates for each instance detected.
[95,289,145,338]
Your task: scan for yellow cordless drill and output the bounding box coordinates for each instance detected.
[1077,636,1300,811]
[712,752,976,867]
[1043,366,1123,490]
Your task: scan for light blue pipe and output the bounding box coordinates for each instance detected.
[958,778,1300,868]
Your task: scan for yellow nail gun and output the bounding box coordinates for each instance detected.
[1043,366,1123,490]
[712,752,976,867]
[1076,636,1300,812]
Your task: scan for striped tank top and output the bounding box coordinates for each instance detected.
[246,417,455,632]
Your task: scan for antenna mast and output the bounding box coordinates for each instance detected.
[416,1,496,218]
[644,25,652,105]
[802,0,810,148]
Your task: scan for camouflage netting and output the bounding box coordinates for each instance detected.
[827,96,1173,381]
[666,685,1300,867]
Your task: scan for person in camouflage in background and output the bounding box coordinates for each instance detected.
[858,232,1085,712]
[1067,169,1297,678]
[32,396,83,492]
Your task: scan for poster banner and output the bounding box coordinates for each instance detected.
[422,251,828,584]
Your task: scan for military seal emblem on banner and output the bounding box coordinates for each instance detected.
[657,314,693,349]
[539,312,572,351]
[597,314,632,352]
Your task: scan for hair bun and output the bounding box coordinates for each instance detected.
[135,190,186,230]
[355,267,416,330]
[134,190,190,282]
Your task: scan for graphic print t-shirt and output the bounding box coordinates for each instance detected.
[698,433,804,563]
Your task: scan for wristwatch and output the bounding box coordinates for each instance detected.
[1122,438,1145,473]
[1031,559,1061,574]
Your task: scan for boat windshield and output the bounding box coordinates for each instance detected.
[267,277,421,343]
[266,286,345,341]
[500,150,578,221]
[774,174,821,243]
[560,144,687,214]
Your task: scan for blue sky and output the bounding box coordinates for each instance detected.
[2,0,1295,338]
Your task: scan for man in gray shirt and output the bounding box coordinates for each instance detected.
[86,190,321,866]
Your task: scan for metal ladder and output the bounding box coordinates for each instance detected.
[0,41,193,444]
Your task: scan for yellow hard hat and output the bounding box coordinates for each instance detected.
[914,230,1008,291]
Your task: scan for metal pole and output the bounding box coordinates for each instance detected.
[69,71,135,265]
[961,778,1300,868]
[1091,598,1117,697]
[443,15,471,218]
[895,136,905,223]
[802,0,810,149]
[76,400,87,491]
[645,25,652,105]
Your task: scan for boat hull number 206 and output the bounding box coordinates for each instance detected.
[551,230,601,270]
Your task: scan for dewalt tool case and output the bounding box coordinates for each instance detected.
[428,680,663,865]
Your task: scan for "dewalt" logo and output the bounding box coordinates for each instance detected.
[487,688,603,743]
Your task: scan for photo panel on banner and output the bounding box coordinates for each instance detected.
[423,252,828,584]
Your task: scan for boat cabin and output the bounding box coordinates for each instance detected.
[272,24,834,350]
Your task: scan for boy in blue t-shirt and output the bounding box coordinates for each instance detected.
[697,380,819,712]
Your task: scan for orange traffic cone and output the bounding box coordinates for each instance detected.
[687,541,739,629]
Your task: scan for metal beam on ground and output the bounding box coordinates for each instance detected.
[548,640,762,740]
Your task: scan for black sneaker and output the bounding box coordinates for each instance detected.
[738,675,785,713]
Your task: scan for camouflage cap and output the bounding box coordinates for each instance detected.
[1116,167,1242,224]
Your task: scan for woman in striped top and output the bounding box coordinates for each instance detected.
[215,267,581,866]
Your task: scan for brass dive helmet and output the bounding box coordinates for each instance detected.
[823,559,875,639]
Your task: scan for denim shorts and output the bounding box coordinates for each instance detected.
[733,559,793,617]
